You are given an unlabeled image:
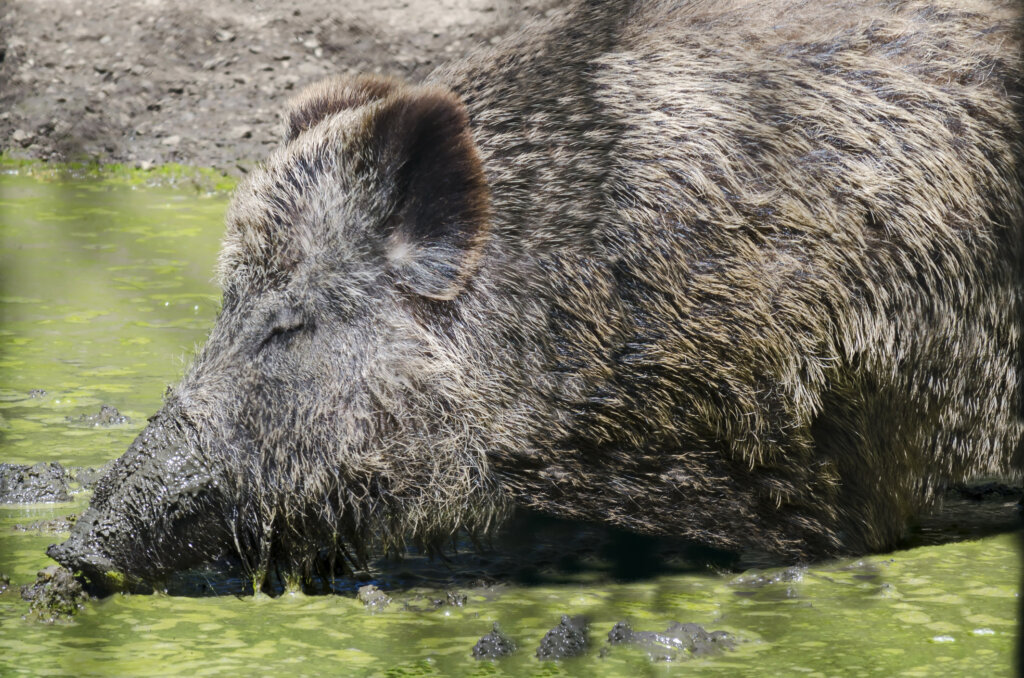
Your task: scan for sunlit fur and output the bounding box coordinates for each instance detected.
[418,0,1024,556]
[55,0,1024,589]
[171,0,1024,564]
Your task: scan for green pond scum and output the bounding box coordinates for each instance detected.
[0,167,1021,676]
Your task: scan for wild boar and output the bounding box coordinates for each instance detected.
[50,0,1024,592]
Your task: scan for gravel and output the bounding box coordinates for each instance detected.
[0,0,556,176]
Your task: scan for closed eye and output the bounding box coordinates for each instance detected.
[259,319,306,352]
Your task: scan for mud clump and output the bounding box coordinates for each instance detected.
[730,565,807,600]
[70,463,116,492]
[0,462,71,503]
[536,615,588,660]
[20,566,89,623]
[473,622,517,660]
[356,584,391,611]
[399,589,469,612]
[607,621,736,661]
[438,590,467,608]
[65,405,130,427]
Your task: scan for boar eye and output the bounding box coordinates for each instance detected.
[259,315,306,352]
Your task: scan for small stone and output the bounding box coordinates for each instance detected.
[215,29,235,43]
[12,129,33,146]
[277,74,299,90]
[162,135,181,146]
[230,125,253,139]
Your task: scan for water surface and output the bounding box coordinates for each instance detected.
[0,170,1019,676]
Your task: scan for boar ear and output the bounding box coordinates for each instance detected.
[284,75,400,142]
[371,88,491,301]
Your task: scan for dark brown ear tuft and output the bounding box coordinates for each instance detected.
[370,88,491,300]
[284,75,401,142]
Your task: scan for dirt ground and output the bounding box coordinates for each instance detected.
[0,0,557,176]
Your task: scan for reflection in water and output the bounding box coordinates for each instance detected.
[0,172,1020,676]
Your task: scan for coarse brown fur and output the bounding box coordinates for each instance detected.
[52,0,1024,589]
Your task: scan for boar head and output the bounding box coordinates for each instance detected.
[49,76,509,592]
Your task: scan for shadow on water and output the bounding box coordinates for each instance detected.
[155,490,1023,600]
[159,508,743,598]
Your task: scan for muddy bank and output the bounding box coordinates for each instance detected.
[0,0,556,176]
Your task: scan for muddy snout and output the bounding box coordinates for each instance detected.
[47,409,232,592]
[46,527,134,594]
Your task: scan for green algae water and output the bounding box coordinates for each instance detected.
[0,169,1021,677]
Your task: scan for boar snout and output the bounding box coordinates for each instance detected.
[48,410,233,593]
[46,533,131,595]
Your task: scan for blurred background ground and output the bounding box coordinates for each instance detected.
[0,0,558,176]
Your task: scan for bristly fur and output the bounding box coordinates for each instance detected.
[53,0,1024,591]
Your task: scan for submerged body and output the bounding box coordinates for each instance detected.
[51,0,1024,589]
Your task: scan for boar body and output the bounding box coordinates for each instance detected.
[51,0,1024,589]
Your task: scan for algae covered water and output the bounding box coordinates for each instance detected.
[0,169,1021,676]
